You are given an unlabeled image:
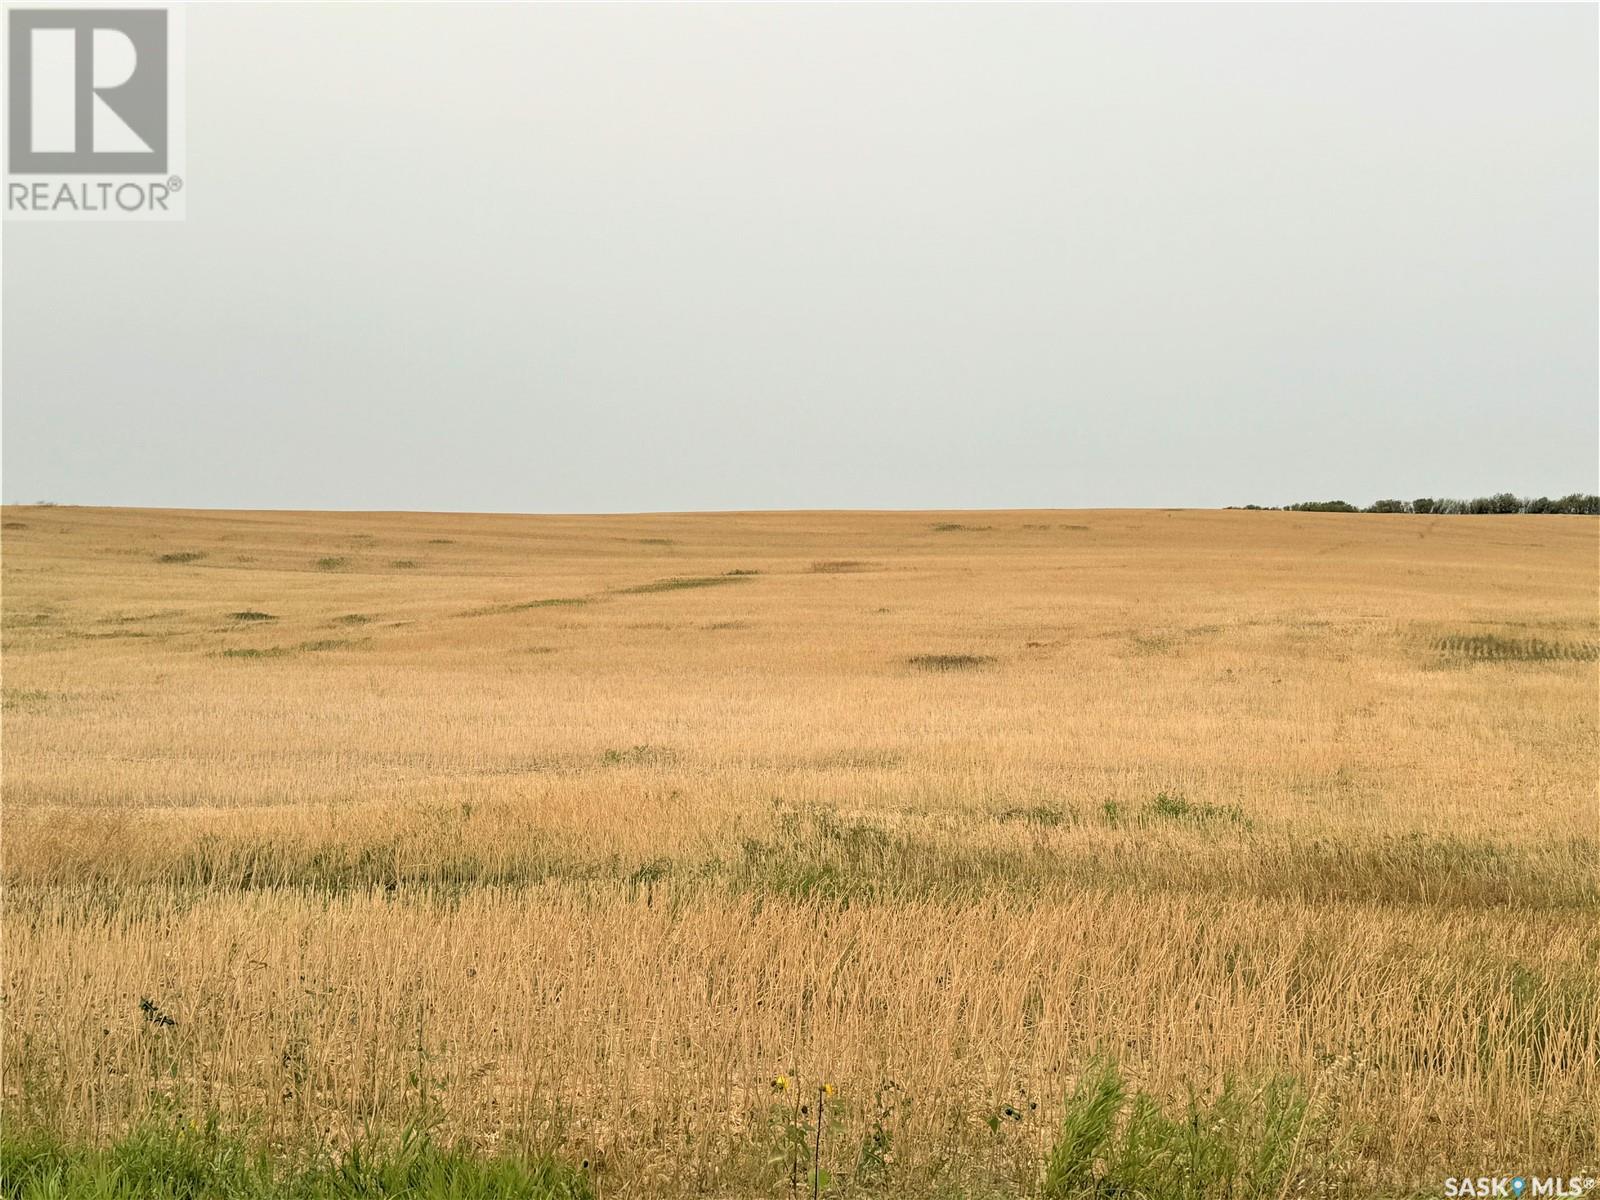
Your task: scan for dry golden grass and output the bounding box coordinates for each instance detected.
[3,504,1597,1196]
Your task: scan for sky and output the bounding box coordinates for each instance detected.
[3,3,1596,513]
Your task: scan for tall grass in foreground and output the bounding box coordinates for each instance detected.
[1,1120,591,1200]
[1,1063,1328,1199]
[1043,1063,1314,1199]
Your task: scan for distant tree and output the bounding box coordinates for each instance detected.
[1266,493,1595,515]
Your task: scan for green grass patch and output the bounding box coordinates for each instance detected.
[155,551,206,564]
[0,1118,592,1200]
[617,576,747,594]
[600,744,675,767]
[220,640,356,660]
[996,804,1072,829]
[460,598,589,618]
[312,557,349,572]
[907,654,994,672]
[1100,793,1249,829]
[1433,633,1598,664]
[1042,1061,1322,1199]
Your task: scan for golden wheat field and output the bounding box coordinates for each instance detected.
[2,504,1597,1197]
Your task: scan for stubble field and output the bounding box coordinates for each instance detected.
[2,505,1596,1198]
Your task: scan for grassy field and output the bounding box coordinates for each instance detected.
[2,505,1596,1198]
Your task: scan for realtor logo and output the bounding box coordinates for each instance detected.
[5,6,184,219]
[9,8,167,172]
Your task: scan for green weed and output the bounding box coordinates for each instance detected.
[1042,1061,1319,1199]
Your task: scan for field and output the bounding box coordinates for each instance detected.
[2,505,1596,1198]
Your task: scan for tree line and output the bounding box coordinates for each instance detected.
[1231,493,1599,515]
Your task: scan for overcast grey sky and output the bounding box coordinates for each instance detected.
[3,3,1595,512]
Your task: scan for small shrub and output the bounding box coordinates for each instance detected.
[227,611,276,622]
[155,551,206,564]
[810,560,876,573]
[389,559,420,569]
[1146,792,1194,821]
[314,556,349,571]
